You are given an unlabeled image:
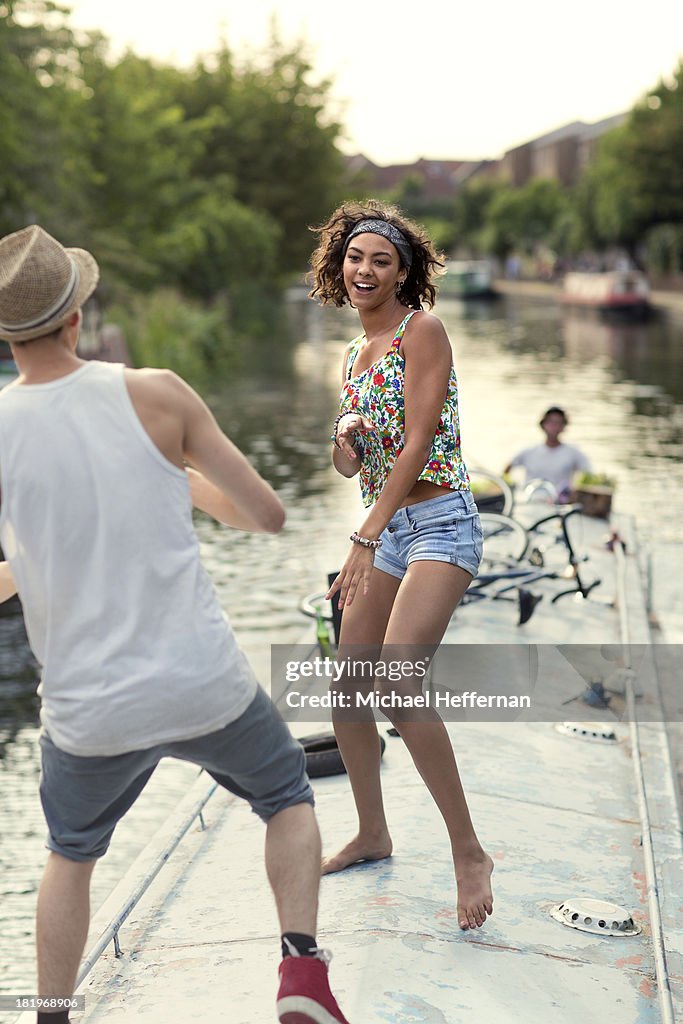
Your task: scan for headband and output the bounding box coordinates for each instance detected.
[343,219,413,270]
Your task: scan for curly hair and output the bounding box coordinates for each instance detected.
[307,199,446,310]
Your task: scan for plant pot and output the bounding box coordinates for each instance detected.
[573,485,613,519]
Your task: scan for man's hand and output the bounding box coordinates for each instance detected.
[0,561,17,603]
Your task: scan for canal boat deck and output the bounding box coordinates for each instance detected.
[15,513,682,1024]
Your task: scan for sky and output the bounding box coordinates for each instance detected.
[65,0,683,165]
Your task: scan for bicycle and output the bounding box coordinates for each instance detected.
[298,475,602,647]
[476,504,601,601]
[299,539,565,648]
[467,466,514,516]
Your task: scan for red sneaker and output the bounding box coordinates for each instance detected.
[277,949,350,1024]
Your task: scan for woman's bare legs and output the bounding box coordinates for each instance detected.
[379,561,494,929]
[324,559,493,930]
[321,566,401,874]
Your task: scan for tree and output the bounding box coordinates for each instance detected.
[576,61,683,259]
[451,178,505,255]
[0,1,95,237]
[179,35,344,277]
[481,179,567,260]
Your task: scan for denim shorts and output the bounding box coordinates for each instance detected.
[374,489,483,580]
[39,686,314,862]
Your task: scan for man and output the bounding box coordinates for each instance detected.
[0,225,349,1024]
[504,406,591,502]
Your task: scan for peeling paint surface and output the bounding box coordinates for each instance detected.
[53,708,682,1024]
[14,514,680,1024]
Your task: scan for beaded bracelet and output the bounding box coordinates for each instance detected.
[331,411,365,459]
[350,531,382,550]
[330,410,357,447]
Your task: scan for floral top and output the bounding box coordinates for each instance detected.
[338,310,470,507]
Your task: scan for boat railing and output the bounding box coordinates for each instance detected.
[613,540,677,1024]
[75,779,218,985]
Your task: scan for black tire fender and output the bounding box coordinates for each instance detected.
[300,731,387,778]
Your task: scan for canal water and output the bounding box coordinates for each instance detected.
[1,291,682,1000]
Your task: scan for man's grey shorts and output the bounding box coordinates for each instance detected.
[39,685,314,863]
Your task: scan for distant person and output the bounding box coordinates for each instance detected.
[504,406,591,502]
[0,225,350,1024]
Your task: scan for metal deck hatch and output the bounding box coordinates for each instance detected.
[550,897,641,936]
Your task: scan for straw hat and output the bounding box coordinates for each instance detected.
[0,225,99,343]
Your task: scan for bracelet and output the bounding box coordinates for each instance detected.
[350,531,382,549]
[331,410,358,447]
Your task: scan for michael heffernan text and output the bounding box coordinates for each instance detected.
[284,691,531,710]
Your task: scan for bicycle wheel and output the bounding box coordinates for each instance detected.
[468,467,514,516]
[478,512,528,566]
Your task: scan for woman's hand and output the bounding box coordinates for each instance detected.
[336,412,375,461]
[326,542,376,609]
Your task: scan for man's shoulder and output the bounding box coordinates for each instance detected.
[124,366,180,386]
[556,442,587,461]
[124,367,191,401]
[514,444,543,460]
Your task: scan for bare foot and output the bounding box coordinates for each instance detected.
[321,833,393,874]
[455,851,494,930]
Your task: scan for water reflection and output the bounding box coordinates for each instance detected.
[561,308,683,405]
[0,603,39,757]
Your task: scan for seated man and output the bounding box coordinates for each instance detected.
[504,406,591,502]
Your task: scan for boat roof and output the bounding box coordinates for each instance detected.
[14,513,682,1023]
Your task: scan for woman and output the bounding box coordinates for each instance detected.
[308,200,493,931]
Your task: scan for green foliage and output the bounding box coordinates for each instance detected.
[576,61,683,254]
[448,63,683,266]
[379,177,458,252]
[419,217,455,254]
[176,39,344,278]
[452,178,503,254]
[4,0,682,317]
[575,471,616,490]
[154,177,281,302]
[0,4,344,369]
[0,1,96,237]
[644,223,683,274]
[107,289,243,388]
[460,178,568,260]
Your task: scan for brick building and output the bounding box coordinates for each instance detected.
[500,113,626,188]
[345,112,626,198]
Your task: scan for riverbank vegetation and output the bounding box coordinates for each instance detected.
[2,1,681,380]
[0,0,344,379]
[382,62,683,280]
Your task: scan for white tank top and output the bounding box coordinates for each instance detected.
[0,361,257,755]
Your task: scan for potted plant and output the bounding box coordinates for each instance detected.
[572,472,616,519]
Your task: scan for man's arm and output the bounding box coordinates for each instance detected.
[178,380,285,534]
[575,447,592,474]
[0,562,17,603]
[506,449,526,472]
[124,368,285,534]
[185,467,280,530]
